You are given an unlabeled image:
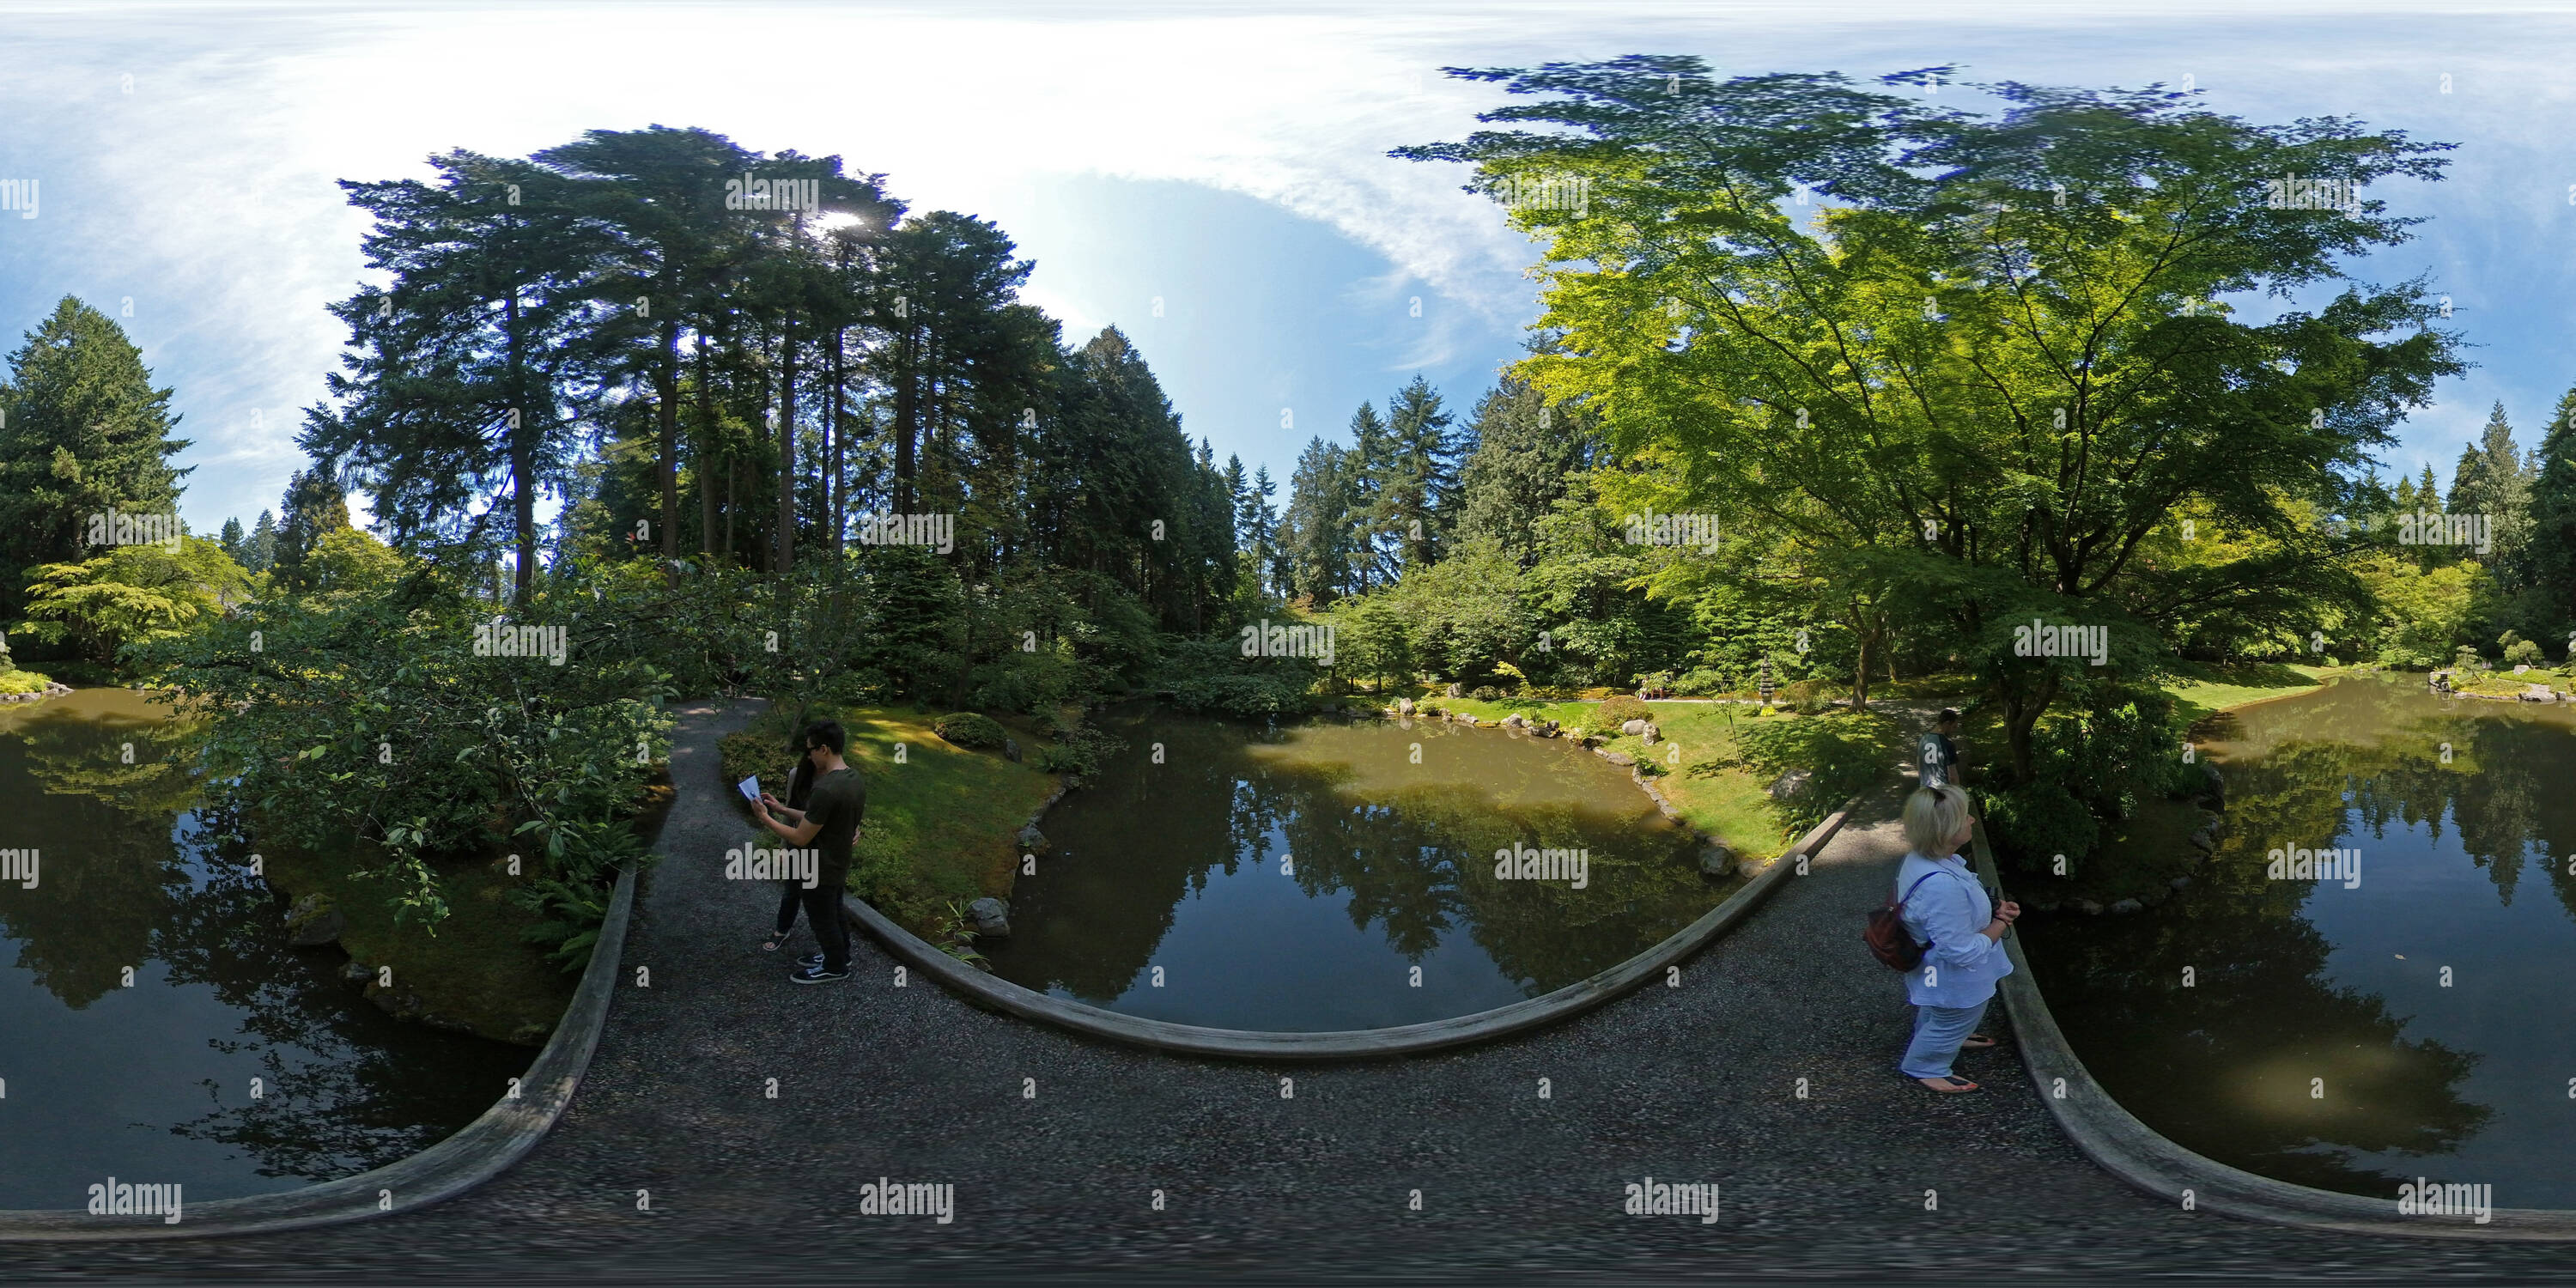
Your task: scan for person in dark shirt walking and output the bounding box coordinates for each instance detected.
[1917,708,1964,790]
[752,720,866,984]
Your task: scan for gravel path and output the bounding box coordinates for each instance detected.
[6,696,2570,1282]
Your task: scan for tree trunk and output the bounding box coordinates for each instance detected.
[506,289,535,608]
[776,314,796,577]
[893,314,916,514]
[829,322,846,562]
[2001,671,2061,785]
[656,315,681,567]
[696,331,718,556]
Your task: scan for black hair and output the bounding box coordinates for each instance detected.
[1935,708,1961,725]
[803,720,847,756]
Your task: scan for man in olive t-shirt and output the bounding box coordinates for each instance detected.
[753,720,866,983]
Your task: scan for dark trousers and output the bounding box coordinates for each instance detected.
[779,871,850,973]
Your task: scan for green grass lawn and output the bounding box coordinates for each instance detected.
[719,702,1061,939]
[2161,660,2336,721]
[1388,695,1901,851]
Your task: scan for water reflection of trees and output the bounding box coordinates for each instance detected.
[994,714,1716,1003]
[2031,678,2560,1196]
[0,702,520,1182]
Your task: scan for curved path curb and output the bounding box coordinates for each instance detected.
[842,792,1864,1060]
[0,843,644,1240]
[1965,819,2576,1241]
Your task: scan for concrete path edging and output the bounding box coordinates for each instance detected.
[841,793,1865,1061]
[0,862,641,1242]
[1965,820,2576,1241]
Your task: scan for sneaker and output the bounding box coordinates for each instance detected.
[789,963,849,984]
[798,951,824,968]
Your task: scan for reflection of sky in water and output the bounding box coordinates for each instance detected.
[2298,795,2576,1206]
[1071,807,1527,1031]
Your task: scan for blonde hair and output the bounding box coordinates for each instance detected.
[1902,784,1972,856]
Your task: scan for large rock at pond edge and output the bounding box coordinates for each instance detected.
[968,896,1012,939]
[1445,682,1465,699]
[342,959,374,986]
[1620,719,1649,737]
[1017,823,1048,853]
[1397,697,1416,716]
[2108,898,2143,915]
[1697,844,1735,877]
[1602,750,1635,767]
[2074,899,2105,916]
[1503,714,1526,727]
[284,892,345,947]
[1766,769,1812,801]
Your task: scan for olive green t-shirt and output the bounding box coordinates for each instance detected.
[805,765,866,876]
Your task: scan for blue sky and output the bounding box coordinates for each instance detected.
[2,0,2572,535]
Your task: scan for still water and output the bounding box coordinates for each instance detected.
[0,690,527,1210]
[2023,674,2576,1208]
[981,709,1729,1031]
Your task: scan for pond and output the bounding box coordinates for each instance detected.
[2020,673,2576,1209]
[981,708,1733,1031]
[0,690,530,1210]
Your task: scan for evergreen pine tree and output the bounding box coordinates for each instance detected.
[246,510,279,573]
[219,517,246,563]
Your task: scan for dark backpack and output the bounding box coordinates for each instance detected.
[1864,872,1944,971]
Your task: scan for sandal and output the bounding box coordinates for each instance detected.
[761,927,797,952]
[1916,1075,1980,1093]
[1962,1034,1999,1049]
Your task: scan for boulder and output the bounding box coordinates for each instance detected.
[1602,751,1635,767]
[1458,714,1479,726]
[2197,760,2225,805]
[1397,697,1416,716]
[967,896,1012,939]
[2522,683,2555,702]
[507,1021,552,1047]
[1002,738,1024,763]
[1539,720,1560,737]
[1697,844,1735,877]
[1766,769,1812,801]
[342,959,374,986]
[1016,823,1048,853]
[1641,723,1662,746]
[1444,682,1465,699]
[2185,828,2215,853]
[2074,899,2105,916]
[1620,719,1649,737]
[287,903,346,948]
[2108,897,2143,915]
[1503,714,1525,727]
[2169,875,2192,891]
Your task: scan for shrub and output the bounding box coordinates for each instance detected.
[1596,695,1653,726]
[1469,684,1502,702]
[1981,781,2100,876]
[2504,635,2544,667]
[1782,677,1832,715]
[933,712,1008,750]
[1167,672,1306,719]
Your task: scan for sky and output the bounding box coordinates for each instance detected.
[2,0,2573,536]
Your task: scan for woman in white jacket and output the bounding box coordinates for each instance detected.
[1893,784,2020,1093]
